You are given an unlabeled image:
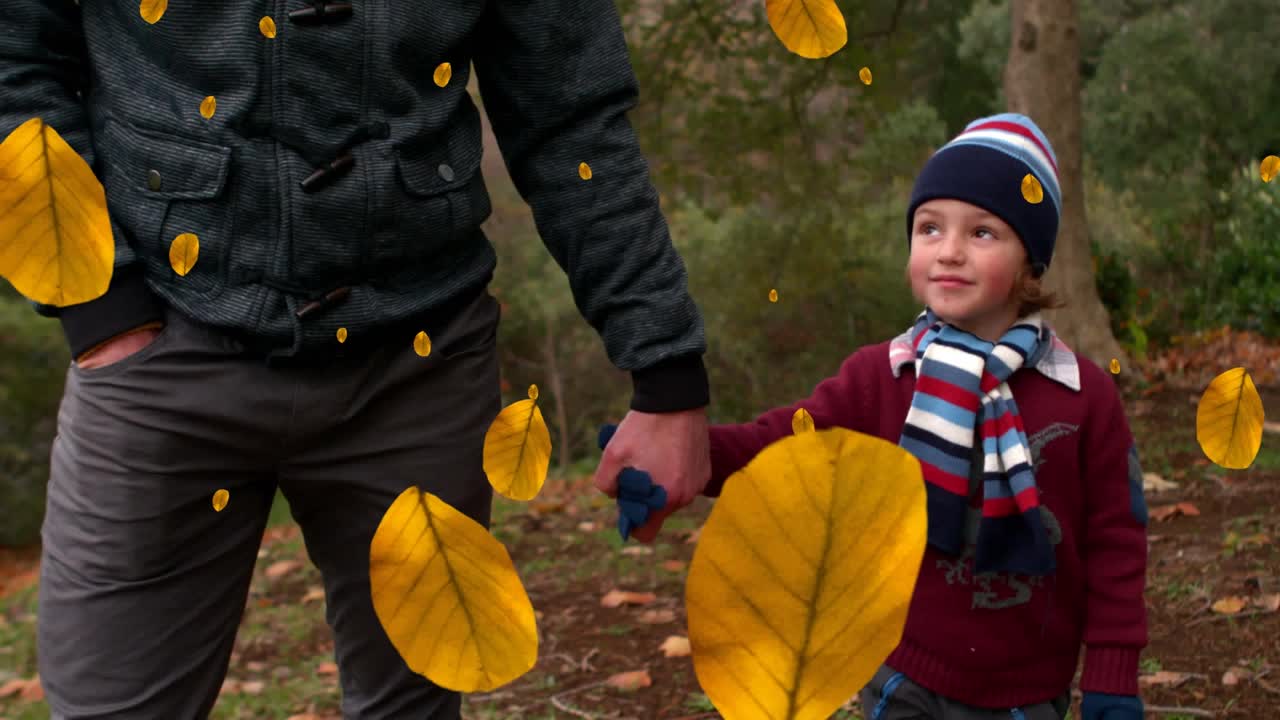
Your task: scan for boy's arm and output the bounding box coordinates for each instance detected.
[1078,370,1149,698]
[0,2,165,358]
[705,348,873,497]
[471,0,706,414]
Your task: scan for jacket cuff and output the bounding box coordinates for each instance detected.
[629,353,710,413]
[1080,645,1141,696]
[59,265,165,359]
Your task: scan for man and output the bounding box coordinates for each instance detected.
[0,1,711,718]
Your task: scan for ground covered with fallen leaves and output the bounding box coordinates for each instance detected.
[2,333,1278,719]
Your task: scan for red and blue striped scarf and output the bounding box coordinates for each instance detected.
[898,308,1056,576]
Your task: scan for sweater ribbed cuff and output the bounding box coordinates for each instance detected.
[1080,645,1141,696]
[629,353,710,413]
[59,265,165,359]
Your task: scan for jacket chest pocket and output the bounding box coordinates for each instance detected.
[383,138,489,280]
[98,118,234,300]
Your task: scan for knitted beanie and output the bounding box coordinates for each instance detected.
[906,113,1061,277]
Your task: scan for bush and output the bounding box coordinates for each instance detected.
[0,292,68,547]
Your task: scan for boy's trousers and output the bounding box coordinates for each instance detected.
[860,664,1072,720]
[37,288,503,720]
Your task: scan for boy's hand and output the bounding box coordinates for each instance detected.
[1080,692,1143,720]
[592,408,710,543]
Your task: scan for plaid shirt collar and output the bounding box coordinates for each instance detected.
[887,323,1082,392]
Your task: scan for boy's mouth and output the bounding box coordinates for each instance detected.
[931,275,974,287]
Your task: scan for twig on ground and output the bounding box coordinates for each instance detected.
[1145,706,1213,718]
[547,680,611,720]
[1186,608,1278,627]
[580,647,599,672]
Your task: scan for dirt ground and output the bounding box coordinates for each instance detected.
[2,386,1278,720]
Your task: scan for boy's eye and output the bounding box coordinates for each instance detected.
[918,223,939,234]
[974,227,996,239]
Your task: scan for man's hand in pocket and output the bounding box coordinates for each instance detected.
[75,322,164,370]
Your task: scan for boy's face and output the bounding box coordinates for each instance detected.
[907,199,1027,342]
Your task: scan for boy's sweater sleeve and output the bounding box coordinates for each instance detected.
[1078,367,1149,696]
[704,348,873,497]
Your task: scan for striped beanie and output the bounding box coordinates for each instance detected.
[906,113,1061,277]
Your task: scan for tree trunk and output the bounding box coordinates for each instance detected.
[1004,0,1126,370]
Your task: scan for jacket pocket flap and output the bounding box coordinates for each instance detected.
[98,119,232,200]
[395,140,482,196]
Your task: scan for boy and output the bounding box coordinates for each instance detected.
[703,114,1148,720]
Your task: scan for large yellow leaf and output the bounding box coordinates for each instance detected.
[0,118,113,306]
[483,385,551,501]
[686,428,926,720]
[370,486,538,692]
[765,0,847,59]
[1196,367,1265,469]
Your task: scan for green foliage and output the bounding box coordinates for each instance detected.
[1186,165,1280,336]
[0,292,67,546]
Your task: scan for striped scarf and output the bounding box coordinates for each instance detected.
[898,308,1056,576]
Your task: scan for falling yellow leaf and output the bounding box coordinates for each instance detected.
[0,118,114,307]
[1021,173,1044,204]
[765,0,847,59]
[483,397,552,501]
[169,233,200,276]
[769,288,779,303]
[370,486,537,691]
[212,489,230,512]
[1261,155,1280,183]
[139,0,167,24]
[527,384,539,400]
[686,428,926,720]
[259,16,277,38]
[433,62,452,88]
[336,327,348,343]
[859,66,873,85]
[1109,358,1121,374]
[578,162,592,180]
[414,331,431,357]
[1195,367,1265,469]
[200,96,217,119]
[792,407,815,433]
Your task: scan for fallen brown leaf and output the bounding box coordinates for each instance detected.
[600,590,657,608]
[240,680,266,695]
[1149,502,1201,522]
[530,499,565,515]
[620,546,653,556]
[660,635,692,658]
[220,678,241,696]
[19,675,42,702]
[577,521,599,533]
[1138,670,1200,688]
[1263,421,1280,435]
[1142,472,1179,492]
[1211,596,1248,614]
[685,526,702,544]
[265,560,302,580]
[1223,667,1252,686]
[638,609,677,624]
[286,715,324,720]
[605,669,652,691]
[660,560,686,572]
[302,586,326,603]
[316,662,338,676]
[1253,593,1280,612]
[0,678,25,698]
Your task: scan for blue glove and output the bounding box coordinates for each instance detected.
[597,423,667,541]
[1080,692,1143,720]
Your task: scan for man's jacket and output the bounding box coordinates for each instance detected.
[0,0,708,411]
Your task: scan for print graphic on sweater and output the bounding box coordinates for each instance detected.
[936,422,1079,609]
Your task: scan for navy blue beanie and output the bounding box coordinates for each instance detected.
[906,113,1061,277]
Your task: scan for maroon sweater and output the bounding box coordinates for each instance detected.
[706,335,1148,708]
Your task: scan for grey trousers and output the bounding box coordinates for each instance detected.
[859,665,1071,720]
[37,290,503,720]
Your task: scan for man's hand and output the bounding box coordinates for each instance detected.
[75,324,164,370]
[592,407,710,543]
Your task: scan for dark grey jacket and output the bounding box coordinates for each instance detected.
[0,0,708,411]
